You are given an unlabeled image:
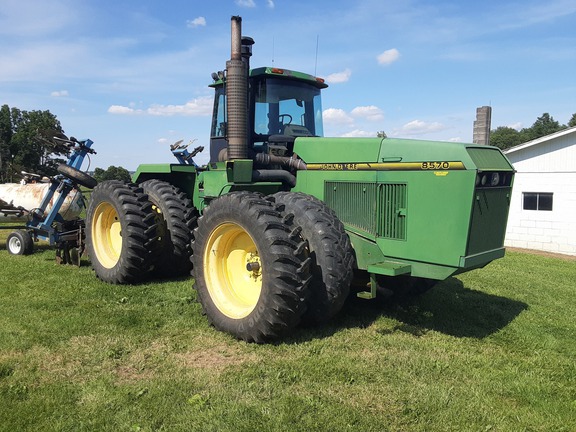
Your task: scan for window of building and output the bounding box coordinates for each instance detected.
[523,192,553,211]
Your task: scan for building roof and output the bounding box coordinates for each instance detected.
[504,126,576,155]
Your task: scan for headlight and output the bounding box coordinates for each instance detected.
[490,172,500,186]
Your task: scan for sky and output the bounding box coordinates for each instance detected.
[1,0,575,170]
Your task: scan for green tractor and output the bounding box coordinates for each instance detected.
[86,16,514,342]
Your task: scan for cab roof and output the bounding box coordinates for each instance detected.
[209,66,328,89]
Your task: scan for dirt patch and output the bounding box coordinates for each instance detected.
[115,364,156,383]
[174,344,255,370]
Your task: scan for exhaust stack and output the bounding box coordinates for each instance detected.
[226,16,249,160]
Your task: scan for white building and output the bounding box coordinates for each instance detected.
[503,126,576,256]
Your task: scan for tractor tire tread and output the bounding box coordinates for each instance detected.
[141,179,197,277]
[86,180,158,284]
[192,191,310,343]
[271,192,354,324]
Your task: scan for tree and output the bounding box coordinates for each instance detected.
[523,112,564,141]
[0,104,66,183]
[489,126,524,150]
[490,112,573,150]
[93,165,132,183]
[0,105,12,179]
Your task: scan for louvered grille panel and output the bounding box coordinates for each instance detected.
[325,182,407,240]
[378,183,407,240]
[325,182,379,235]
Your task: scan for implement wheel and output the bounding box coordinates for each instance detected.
[192,192,311,343]
[141,179,197,277]
[57,164,98,189]
[7,230,34,255]
[272,192,354,324]
[86,180,158,284]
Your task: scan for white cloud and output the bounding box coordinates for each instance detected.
[187,17,206,28]
[377,48,400,65]
[147,98,213,116]
[325,68,352,84]
[351,105,384,122]
[340,129,375,138]
[236,0,256,7]
[323,108,354,125]
[50,90,69,97]
[508,122,523,130]
[108,96,213,117]
[395,120,446,136]
[267,0,275,8]
[108,105,138,115]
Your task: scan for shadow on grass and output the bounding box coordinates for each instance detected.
[288,277,528,343]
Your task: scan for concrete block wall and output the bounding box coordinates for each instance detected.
[505,172,576,255]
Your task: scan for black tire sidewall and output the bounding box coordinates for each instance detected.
[273,192,354,323]
[86,181,156,284]
[141,179,194,277]
[7,230,33,255]
[86,182,125,281]
[57,164,98,189]
[194,207,271,335]
[192,192,310,342]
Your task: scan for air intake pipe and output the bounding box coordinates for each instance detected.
[252,170,297,188]
[254,153,308,171]
[226,16,248,160]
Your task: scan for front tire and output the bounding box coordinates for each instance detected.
[7,230,34,255]
[272,192,354,323]
[192,192,311,343]
[86,180,158,284]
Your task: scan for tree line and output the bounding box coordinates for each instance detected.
[0,104,130,184]
[490,112,576,150]
[0,104,68,182]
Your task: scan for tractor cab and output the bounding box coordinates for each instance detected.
[209,67,327,163]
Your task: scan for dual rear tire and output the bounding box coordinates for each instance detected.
[86,180,195,284]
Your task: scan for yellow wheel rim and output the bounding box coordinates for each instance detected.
[204,222,262,319]
[91,201,122,269]
[151,204,166,242]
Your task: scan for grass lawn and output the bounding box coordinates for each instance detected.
[0,228,574,431]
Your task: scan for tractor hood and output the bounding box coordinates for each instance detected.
[294,137,514,172]
[294,138,383,163]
